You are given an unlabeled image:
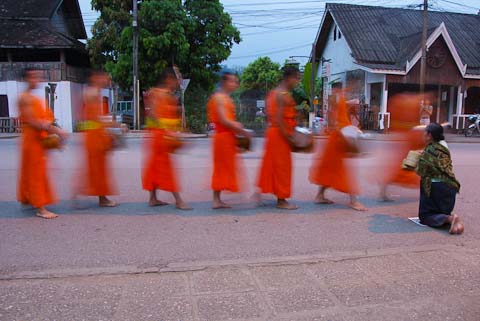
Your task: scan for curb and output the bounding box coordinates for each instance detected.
[1,240,476,281]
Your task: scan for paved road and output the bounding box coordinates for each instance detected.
[0,136,479,320]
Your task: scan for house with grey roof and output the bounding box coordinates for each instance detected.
[0,0,110,132]
[312,3,480,130]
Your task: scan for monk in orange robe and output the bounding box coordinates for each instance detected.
[207,71,250,209]
[78,71,117,207]
[309,91,366,211]
[256,66,300,210]
[142,68,190,210]
[379,93,426,201]
[17,69,67,219]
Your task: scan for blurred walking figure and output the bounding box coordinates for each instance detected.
[416,123,463,234]
[142,68,191,210]
[207,71,250,209]
[419,99,433,126]
[309,90,366,211]
[378,93,425,201]
[256,66,300,210]
[77,71,117,207]
[17,69,67,219]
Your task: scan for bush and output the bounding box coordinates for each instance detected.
[184,83,210,133]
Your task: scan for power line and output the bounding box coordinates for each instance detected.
[229,42,311,59]
[437,0,479,10]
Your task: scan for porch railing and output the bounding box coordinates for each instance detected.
[0,117,21,133]
[452,114,472,130]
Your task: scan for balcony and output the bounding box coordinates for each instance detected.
[0,62,87,83]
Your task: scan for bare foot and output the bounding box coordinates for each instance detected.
[36,209,58,219]
[250,193,266,207]
[449,214,460,234]
[149,199,168,207]
[454,220,464,235]
[99,198,117,207]
[276,199,298,210]
[379,193,394,202]
[212,201,232,209]
[176,201,193,210]
[349,201,367,211]
[314,197,334,204]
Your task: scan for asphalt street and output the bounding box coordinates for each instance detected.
[0,135,479,320]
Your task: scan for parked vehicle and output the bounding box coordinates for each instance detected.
[206,123,215,137]
[312,116,327,135]
[121,111,134,130]
[465,114,480,137]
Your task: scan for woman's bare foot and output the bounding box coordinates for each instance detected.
[449,214,461,234]
[276,199,298,210]
[149,199,168,207]
[454,220,464,235]
[212,201,232,209]
[36,208,58,219]
[99,196,117,207]
[349,201,367,211]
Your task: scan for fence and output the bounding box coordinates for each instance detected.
[0,117,21,133]
[452,114,472,130]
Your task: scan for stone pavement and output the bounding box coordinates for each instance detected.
[1,242,479,321]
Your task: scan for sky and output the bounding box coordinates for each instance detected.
[78,0,480,68]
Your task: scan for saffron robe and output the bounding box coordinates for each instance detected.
[257,89,296,199]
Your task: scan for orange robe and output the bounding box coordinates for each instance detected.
[309,95,359,195]
[142,88,180,192]
[17,93,56,207]
[207,93,242,192]
[81,93,116,196]
[382,128,424,188]
[257,90,296,199]
[382,93,425,188]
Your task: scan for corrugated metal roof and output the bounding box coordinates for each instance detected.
[0,0,59,18]
[327,3,480,74]
[0,20,85,50]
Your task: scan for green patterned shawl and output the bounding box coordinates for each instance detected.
[416,142,460,196]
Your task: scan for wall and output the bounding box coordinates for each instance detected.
[316,21,356,85]
[0,80,114,132]
[0,81,23,117]
[0,80,74,132]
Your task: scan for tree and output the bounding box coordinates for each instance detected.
[240,57,282,94]
[88,0,240,91]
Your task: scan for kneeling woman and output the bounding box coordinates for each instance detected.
[416,123,464,234]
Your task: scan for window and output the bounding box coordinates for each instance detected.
[334,26,337,41]
[338,30,342,39]
[0,95,9,117]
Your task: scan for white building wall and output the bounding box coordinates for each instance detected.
[0,81,24,117]
[1,80,114,132]
[70,82,86,129]
[0,80,78,132]
[316,22,356,86]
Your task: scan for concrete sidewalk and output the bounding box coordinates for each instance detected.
[1,243,479,321]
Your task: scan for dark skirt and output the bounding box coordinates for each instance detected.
[419,182,456,227]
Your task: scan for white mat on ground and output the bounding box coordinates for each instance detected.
[408,217,428,227]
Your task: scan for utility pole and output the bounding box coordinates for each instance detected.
[419,0,428,99]
[132,0,139,130]
[310,43,316,115]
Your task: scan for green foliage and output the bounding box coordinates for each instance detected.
[184,83,209,133]
[88,0,240,91]
[292,77,323,105]
[302,62,312,97]
[240,57,281,94]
